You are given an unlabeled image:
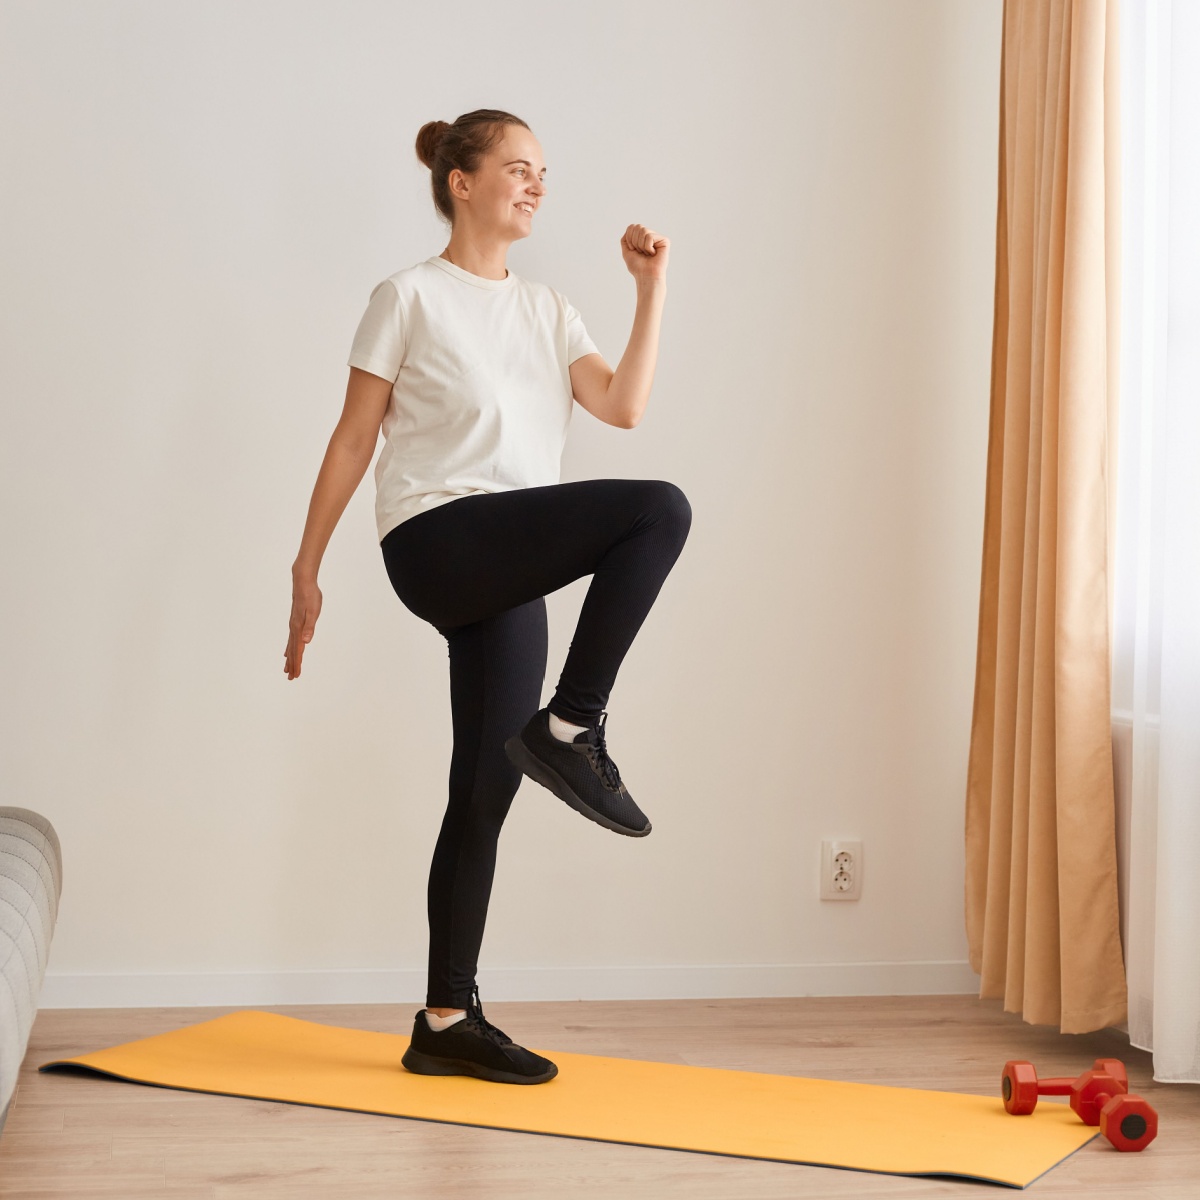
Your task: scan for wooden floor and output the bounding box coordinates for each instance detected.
[1,995,1196,1198]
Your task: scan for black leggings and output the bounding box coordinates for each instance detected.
[380,478,692,1008]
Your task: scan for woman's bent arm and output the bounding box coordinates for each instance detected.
[570,228,670,429]
[286,367,392,679]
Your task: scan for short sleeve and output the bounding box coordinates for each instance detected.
[347,279,407,383]
[564,296,600,366]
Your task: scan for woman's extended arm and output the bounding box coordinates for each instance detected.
[285,367,393,680]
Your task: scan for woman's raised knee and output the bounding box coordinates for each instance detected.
[645,480,691,544]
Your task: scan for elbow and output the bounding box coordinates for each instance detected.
[599,383,641,428]
[332,429,378,464]
[612,396,643,429]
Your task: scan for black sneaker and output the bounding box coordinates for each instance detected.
[400,985,558,1085]
[505,708,651,837]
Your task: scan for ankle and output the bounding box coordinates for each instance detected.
[427,1006,465,1018]
[548,711,590,741]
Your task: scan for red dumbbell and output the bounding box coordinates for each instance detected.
[1001,1058,1158,1152]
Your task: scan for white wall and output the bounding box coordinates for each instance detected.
[0,0,1001,1007]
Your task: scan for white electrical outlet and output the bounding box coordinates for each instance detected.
[820,839,863,900]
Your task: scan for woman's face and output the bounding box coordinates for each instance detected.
[455,128,547,239]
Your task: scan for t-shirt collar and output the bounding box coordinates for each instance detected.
[426,255,515,291]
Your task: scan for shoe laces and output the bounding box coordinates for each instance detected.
[463,984,513,1047]
[583,711,623,792]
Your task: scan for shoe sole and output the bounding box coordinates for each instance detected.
[401,1046,558,1085]
[504,733,651,837]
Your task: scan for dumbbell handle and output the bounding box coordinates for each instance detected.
[1052,1081,1122,1115]
[1034,1078,1078,1096]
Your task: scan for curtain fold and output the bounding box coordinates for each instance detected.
[964,0,1127,1035]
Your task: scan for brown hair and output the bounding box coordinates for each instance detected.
[415,109,531,227]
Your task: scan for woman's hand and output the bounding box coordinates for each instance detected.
[620,224,669,284]
[285,571,323,680]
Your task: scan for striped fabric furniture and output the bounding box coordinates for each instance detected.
[0,807,63,1137]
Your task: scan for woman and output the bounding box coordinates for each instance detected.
[285,109,691,1085]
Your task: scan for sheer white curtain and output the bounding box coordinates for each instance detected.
[1111,0,1200,1084]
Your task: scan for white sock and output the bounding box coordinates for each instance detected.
[548,712,588,742]
[424,1008,468,1031]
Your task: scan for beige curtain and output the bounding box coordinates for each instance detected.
[964,0,1127,1035]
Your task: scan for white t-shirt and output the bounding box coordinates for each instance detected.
[347,254,600,542]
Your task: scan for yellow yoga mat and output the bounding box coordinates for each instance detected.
[39,1010,1096,1188]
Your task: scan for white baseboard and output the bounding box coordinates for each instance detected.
[39,960,981,1009]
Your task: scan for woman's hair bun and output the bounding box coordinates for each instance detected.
[415,120,450,169]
